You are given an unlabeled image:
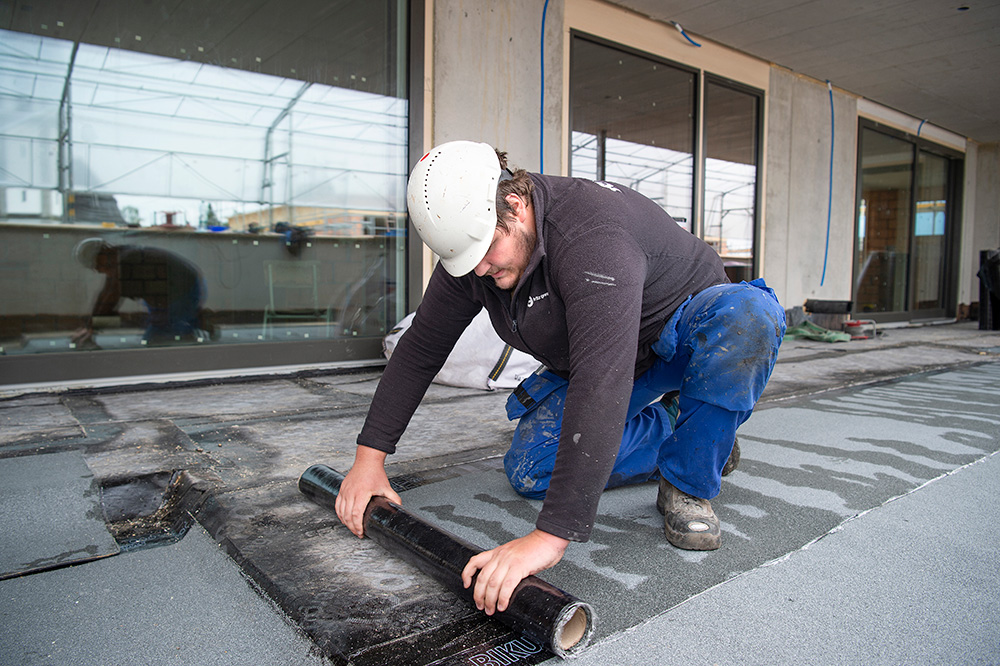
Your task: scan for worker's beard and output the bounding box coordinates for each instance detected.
[492,225,537,291]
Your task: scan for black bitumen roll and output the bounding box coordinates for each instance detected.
[298,464,595,658]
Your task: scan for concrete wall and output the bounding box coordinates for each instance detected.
[418,0,564,284]
[432,0,556,171]
[427,0,998,318]
[764,69,858,310]
[966,143,1000,306]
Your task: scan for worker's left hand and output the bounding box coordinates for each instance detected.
[461,529,569,615]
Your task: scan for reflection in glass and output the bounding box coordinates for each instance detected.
[912,151,948,311]
[703,82,759,283]
[72,238,210,347]
[569,36,695,229]
[0,1,407,357]
[855,129,914,313]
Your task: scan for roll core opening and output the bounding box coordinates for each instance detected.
[553,602,594,657]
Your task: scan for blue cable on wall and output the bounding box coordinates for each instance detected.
[670,22,702,47]
[821,81,834,287]
[540,0,550,173]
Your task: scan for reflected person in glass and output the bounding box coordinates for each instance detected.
[72,238,211,347]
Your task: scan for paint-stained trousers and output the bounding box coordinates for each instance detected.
[503,279,786,501]
[142,279,205,343]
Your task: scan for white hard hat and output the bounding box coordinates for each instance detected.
[73,238,108,270]
[406,141,502,277]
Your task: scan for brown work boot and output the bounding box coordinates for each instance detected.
[722,437,740,476]
[656,477,721,550]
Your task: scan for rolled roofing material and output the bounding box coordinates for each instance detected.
[298,464,595,659]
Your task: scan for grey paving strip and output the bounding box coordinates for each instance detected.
[0,396,84,448]
[762,343,989,401]
[393,362,1000,657]
[0,450,119,579]
[0,523,329,666]
[552,450,1000,666]
[95,379,348,421]
[2,327,997,665]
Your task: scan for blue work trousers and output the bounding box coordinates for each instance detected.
[503,279,786,501]
[142,279,205,343]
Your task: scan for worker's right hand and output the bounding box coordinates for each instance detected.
[335,446,401,538]
[70,327,94,345]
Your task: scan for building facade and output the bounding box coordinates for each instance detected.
[2,0,998,389]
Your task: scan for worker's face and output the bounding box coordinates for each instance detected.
[95,248,117,274]
[474,200,536,290]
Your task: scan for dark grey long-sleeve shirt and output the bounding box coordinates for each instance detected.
[358,173,726,541]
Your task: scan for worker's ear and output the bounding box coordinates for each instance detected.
[504,193,527,219]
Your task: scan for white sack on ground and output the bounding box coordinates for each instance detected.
[383,310,539,390]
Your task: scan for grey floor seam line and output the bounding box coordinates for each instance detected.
[759,448,999,568]
[759,360,983,404]
[581,448,1000,654]
[0,552,120,582]
[806,449,999,538]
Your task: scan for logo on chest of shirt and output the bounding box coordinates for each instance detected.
[527,292,549,308]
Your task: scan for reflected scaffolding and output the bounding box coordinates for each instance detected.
[0,8,408,357]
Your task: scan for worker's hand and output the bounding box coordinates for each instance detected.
[70,327,94,345]
[461,529,569,615]
[335,446,401,538]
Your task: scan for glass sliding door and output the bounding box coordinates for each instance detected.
[569,35,696,231]
[854,124,958,319]
[569,35,762,277]
[855,129,914,314]
[703,79,760,283]
[911,151,949,315]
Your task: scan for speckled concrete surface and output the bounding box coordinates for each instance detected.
[550,449,1000,666]
[0,450,119,578]
[0,524,328,666]
[1,322,999,665]
[399,363,1000,645]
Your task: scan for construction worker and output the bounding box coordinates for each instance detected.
[73,238,209,346]
[336,141,785,616]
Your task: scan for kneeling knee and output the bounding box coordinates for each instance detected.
[507,471,548,499]
[503,451,550,499]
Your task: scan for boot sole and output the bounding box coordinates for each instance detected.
[664,522,721,550]
[657,478,722,551]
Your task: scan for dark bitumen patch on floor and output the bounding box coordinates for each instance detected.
[181,478,556,666]
[101,469,216,552]
[3,335,997,665]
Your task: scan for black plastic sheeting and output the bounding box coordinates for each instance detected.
[299,464,595,659]
[979,249,1000,330]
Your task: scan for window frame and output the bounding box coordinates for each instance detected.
[0,0,424,387]
[701,73,765,282]
[568,31,701,229]
[567,32,764,279]
[853,118,964,322]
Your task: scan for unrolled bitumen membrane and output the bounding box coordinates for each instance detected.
[298,464,594,658]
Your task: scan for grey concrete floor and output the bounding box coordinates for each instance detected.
[556,449,1000,666]
[1,522,327,666]
[1,321,999,665]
